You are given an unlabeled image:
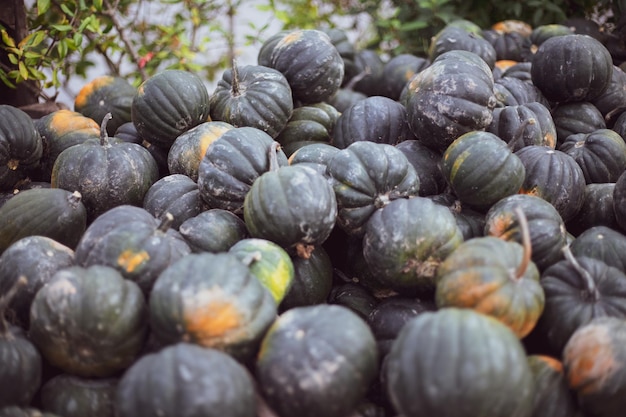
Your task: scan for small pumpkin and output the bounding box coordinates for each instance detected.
[395,139,446,196]
[551,101,606,145]
[275,102,340,157]
[488,102,557,151]
[287,142,340,177]
[380,53,429,101]
[492,76,549,108]
[429,25,497,69]
[527,355,584,417]
[328,281,379,321]
[566,183,618,236]
[178,208,248,253]
[40,374,117,417]
[520,24,574,61]
[570,226,626,274]
[142,174,205,230]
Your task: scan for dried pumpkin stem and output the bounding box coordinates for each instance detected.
[100,112,113,146]
[157,212,175,233]
[0,276,27,334]
[514,206,532,279]
[508,117,535,151]
[268,141,282,172]
[231,59,240,96]
[562,245,599,300]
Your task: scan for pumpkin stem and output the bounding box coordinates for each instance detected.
[100,112,113,146]
[344,65,371,91]
[241,251,262,267]
[157,212,175,233]
[508,117,535,151]
[0,276,27,334]
[231,59,240,96]
[268,141,282,172]
[514,206,532,279]
[67,191,83,209]
[562,245,600,300]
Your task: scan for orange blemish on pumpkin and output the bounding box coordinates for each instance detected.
[117,249,150,273]
[49,109,100,135]
[183,290,243,345]
[279,30,304,47]
[519,186,539,197]
[565,324,617,395]
[75,76,115,109]
[544,132,556,149]
[536,355,564,373]
[199,125,231,160]
[487,213,514,239]
[438,269,504,308]
[495,60,518,71]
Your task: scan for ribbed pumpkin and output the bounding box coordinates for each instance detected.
[287,142,340,176]
[40,374,117,417]
[493,76,549,108]
[551,101,606,145]
[362,196,464,295]
[570,226,626,274]
[209,64,293,138]
[51,114,159,221]
[441,130,525,211]
[483,28,526,62]
[328,281,379,320]
[591,65,626,121]
[74,205,190,294]
[327,141,420,236]
[430,193,487,240]
[351,49,386,97]
[520,24,574,61]
[256,304,378,417]
[178,208,248,253]
[381,53,430,101]
[116,343,256,417]
[488,102,557,151]
[275,103,340,157]
[429,25,497,69]
[0,188,87,253]
[74,75,136,135]
[148,252,277,361]
[29,265,148,377]
[131,69,210,149]
[197,127,288,214]
[527,355,584,417]
[142,174,205,230]
[385,308,534,417]
[395,139,446,196]
[615,170,626,232]
[566,183,618,236]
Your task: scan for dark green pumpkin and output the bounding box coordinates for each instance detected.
[327,141,420,236]
[380,53,429,101]
[328,282,379,321]
[552,101,606,145]
[493,76,549,108]
[483,28,526,62]
[351,49,386,97]
[40,374,117,417]
[142,174,205,230]
[591,65,626,122]
[131,69,210,149]
[441,131,525,211]
[74,75,136,136]
[614,169,626,232]
[257,30,291,67]
[149,252,277,361]
[326,88,367,113]
[395,139,446,196]
[0,407,60,417]
[29,265,148,377]
[569,226,626,274]
[429,25,497,69]
[114,121,142,144]
[256,304,378,417]
[287,142,340,177]
[527,355,584,417]
[385,308,534,417]
[362,196,464,295]
[275,102,340,157]
[321,27,359,85]
[520,24,574,61]
[210,64,293,138]
[0,187,87,253]
[74,205,191,294]
[429,193,487,240]
[178,208,248,253]
[197,127,288,214]
[488,102,557,151]
[51,114,159,221]
[566,183,617,236]
[116,343,256,417]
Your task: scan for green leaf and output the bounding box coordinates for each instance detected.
[18,61,28,80]
[73,33,83,46]
[60,3,75,16]
[37,0,51,15]
[93,0,103,11]
[1,30,16,48]
[0,71,17,89]
[50,24,73,32]
[7,54,18,65]
[57,40,69,59]
[400,20,430,31]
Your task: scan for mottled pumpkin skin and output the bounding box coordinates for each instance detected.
[256,304,378,417]
[385,308,534,417]
[396,139,446,196]
[566,183,618,236]
[564,317,626,417]
[382,53,430,101]
[488,102,557,151]
[570,226,626,274]
[528,355,584,417]
[40,374,118,417]
[0,323,42,407]
[142,174,205,230]
[551,102,606,145]
[149,253,277,361]
[429,25,497,69]
[276,103,340,157]
[178,209,248,253]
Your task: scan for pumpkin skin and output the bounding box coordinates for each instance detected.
[591,65,626,122]
[614,170,626,232]
[566,183,618,236]
[116,343,256,417]
[0,407,60,417]
[256,304,378,417]
[0,188,87,253]
[197,127,288,214]
[51,115,159,222]
[243,164,337,258]
[74,205,191,294]
[332,96,416,149]
[287,142,340,177]
[351,49,386,97]
[563,317,626,417]
[492,76,549,108]
[488,102,557,151]
[142,174,205,230]
[395,139,446,196]
[321,27,358,85]
[327,141,420,236]
[275,102,340,157]
[570,226,626,274]
[29,265,148,377]
[559,129,626,184]
[167,121,233,181]
[531,34,613,103]
[381,53,430,101]
[385,308,534,417]
[131,69,210,149]
[267,29,344,105]
[362,196,464,295]
[178,208,248,253]
[74,75,136,135]
[429,25,497,69]
[210,64,293,138]
[0,105,43,190]
[483,29,526,62]
[552,102,606,145]
[441,131,525,211]
[0,236,75,328]
[430,193,487,240]
[40,374,117,417]
[328,281,379,320]
[520,24,574,61]
[149,252,277,361]
[527,355,583,417]
[516,146,586,222]
[405,50,496,152]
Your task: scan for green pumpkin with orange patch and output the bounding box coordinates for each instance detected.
[528,355,583,417]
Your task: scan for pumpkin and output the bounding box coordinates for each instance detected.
[142,174,205,230]
[257,30,291,67]
[488,102,557,151]
[492,76,549,108]
[559,129,626,184]
[287,142,340,177]
[51,113,159,221]
[243,164,337,259]
[570,226,626,274]
[74,75,136,135]
[551,102,606,145]
[381,53,430,101]
[328,281,379,320]
[327,141,420,236]
[266,29,344,105]
[482,28,526,62]
[385,308,534,417]
[500,61,533,82]
[210,64,293,138]
[40,374,117,417]
[566,183,618,236]
[197,127,288,214]
[362,196,464,295]
[74,205,190,294]
[29,265,148,377]
[395,139,446,196]
[563,317,626,417]
[615,170,626,232]
[114,121,142,144]
[0,188,87,253]
[591,65,626,122]
[531,34,613,103]
[167,121,233,181]
[275,102,340,157]
[149,252,277,361]
[116,343,256,417]
[0,236,74,328]
[331,95,416,149]
[429,193,487,240]
[405,50,497,152]
[350,49,386,97]
[441,130,525,211]
[520,24,574,61]
[527,355,584,417]
[256,304,378,417]
[321,27,359,85]
[326,88,367,113]
[178,208,248,253]
[0,105,43,190]
[131,69,210,149]
[0,277,42,407]
[229,238,295,304]
[429,25,497,69]
[0,407,60,417]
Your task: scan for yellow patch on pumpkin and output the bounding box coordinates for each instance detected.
[117,249,150,273]
[536,355,564,373]
[49,109,100,135]
[75,76,115,109]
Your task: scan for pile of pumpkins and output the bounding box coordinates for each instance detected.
[2,16,626,417]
